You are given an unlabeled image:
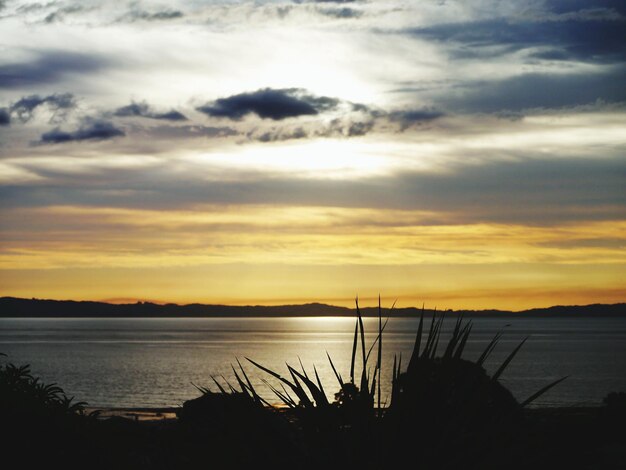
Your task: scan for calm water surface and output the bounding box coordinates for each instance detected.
[1,316,625,408]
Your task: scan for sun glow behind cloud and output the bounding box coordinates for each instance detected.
[185,139,398,179]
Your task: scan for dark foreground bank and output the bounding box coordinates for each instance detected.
[3,401,626,470]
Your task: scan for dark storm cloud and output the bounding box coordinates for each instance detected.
[255,127,308,143]
[0,108,10,126]
[322,117,376,137]
[547,0,626,15]
[250,117,375,142]
[154,110,187,121]
[15,2,49,14]
[10,93,77,122]
[148,124,238,139]
[242,101,433,142]
[38,121,124,144]
[197,88,340,121]
[43,5,86,24]
[0,51,107,89]
[4,155,624,225]
[406,17,626,63]
[345,120,374,136]
[317,7,362,19]
[114,102,187,121]
[436,65,626,112]
[117,9,183,23]
[389,109,445,130]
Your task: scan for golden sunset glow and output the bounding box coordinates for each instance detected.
[1,203,624,309]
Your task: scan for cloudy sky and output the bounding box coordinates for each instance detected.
[0,0,624,309]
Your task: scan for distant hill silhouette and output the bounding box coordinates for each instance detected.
[0,296,624,317]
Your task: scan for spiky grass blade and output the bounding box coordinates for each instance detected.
[421,308,438,359]
[444,314,464,359]
[370,375,377,401]
[297,356,309,380]
[355,298,370,394]
[391,354,399,407]
[326,352,344,387]
[366,317,390,363]
[280,383,297,407]
[313,365,327,401]
[246,357,314,407]
[408,305,425,373]
[360,368,369,398]
[520,376,568,408]
[287,368,314,408]
[209,376,228,394]
[219,375,237,393]
[231,365,252,398]
[261,378,296,408]
[191,382,210,395]
[236,358,267,405]
[246,358,292,386]
[428,310,445,360]
[288,365,329,407]
[356,298,367,369]
[477,332,502,367]
[350,315,358,383]
[421,311,436,360]
[376,295,383,410]
[236,359,254,389]
[492,336,528,381]
[453,323,473,360]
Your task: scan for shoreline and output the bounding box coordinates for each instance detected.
[85,407,179,421]
[84,403,607,421]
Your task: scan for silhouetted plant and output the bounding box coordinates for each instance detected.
[390,309,566,415]
[0,354,86,418]
[178,361,305,468]
[0,354,98,470]
[243,297,388,429]
[184,300,570,469]
[383,309,567,469]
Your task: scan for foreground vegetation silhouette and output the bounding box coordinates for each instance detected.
[2,303,625,470]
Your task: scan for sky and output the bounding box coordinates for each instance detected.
[0,0,624,310]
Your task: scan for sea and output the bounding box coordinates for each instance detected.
[1,316,625,408]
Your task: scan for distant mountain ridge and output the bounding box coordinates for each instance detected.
[0,297,624,318]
